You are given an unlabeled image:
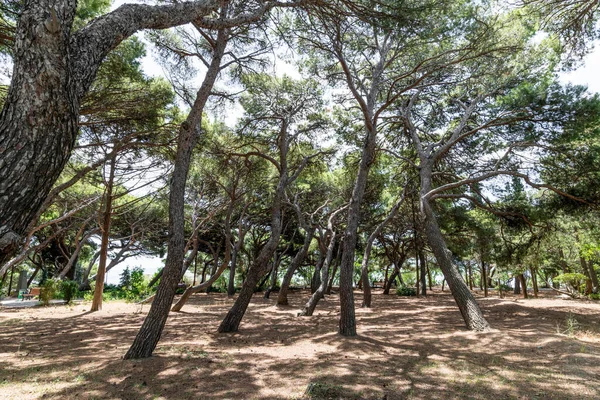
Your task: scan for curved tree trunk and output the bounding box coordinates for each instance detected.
[264,252,282,299]
[326,240,342,295]
[277,226,315,305]
[383,253,406,295]
[218,118,291,333]
[360,192,406,307]
[123,25,228,360]
[299,231,337,316]
[171,245,232,312]
[420,165,490,332]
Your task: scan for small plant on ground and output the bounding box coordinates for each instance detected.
[397,285,417,296]
[560,313,581,337]
[305,382,345,399]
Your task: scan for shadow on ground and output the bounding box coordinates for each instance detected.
[0,289,598,399]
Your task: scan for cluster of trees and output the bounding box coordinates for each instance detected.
[1,0,599,359]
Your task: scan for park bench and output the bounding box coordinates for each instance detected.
[22,287,40,301]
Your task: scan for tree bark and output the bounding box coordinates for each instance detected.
[419,250,427,296]
[218,117,291,333]
[277,226,315,305]
[338,123,377,336]
[299,231,336,316]
[0,0,240,264]
[360,192,406,307]
[325,239,342,295]
[514,274,521,294]
[482,261,488,298]
[420,165,490,331]
[383,253,406,295]
[90,155,117,312]
[518,273,528,299]
[124,24,228,360]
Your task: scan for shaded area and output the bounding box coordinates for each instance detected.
[0,290,599,399]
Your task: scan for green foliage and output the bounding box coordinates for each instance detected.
[61,280,79,304]
[40,279,61,306]
[396,285,417,296]
[554,273,588,290]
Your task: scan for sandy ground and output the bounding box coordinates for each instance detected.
[0,288,599,400]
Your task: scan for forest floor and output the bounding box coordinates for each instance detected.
[0,288,599,400]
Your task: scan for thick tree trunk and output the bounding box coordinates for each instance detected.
[1,0,231,264]
[123,25,227,360]
[518,274,528,299]
[90,155,116,312]
[0,1,79,265]
[420,166,490,331]
[277,226,315,305]
[514,275,521,294]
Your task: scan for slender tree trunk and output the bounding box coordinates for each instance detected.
[467,261,474,291]
[420,165,490,331]
[27,266,40,288]
[171,245,232,312]
[90,155,116,312]
[419,250,427,296]
[218,117,291,333]
[311,251,324,294]
[482,261,488,298]
[426,259,433,290]
[228,218,247,297]
[7,266,15,296]
[531,267,539,298]
[264,252,282,299]
[360,193,406,307]
[277,226,315,305]
[383,254,406,295]
[124,25,228,360]
[326,239,342,295]
[299,231,337,316]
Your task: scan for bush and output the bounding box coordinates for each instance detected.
[396,285,417,296]
[60,280,79,304]
[589,293,600,300]
[40,278,61,306]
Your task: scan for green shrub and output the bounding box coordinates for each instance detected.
[60,280,79,304]
[396,285,417,296]
[40,278,61,306]
[589,293,600,300]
